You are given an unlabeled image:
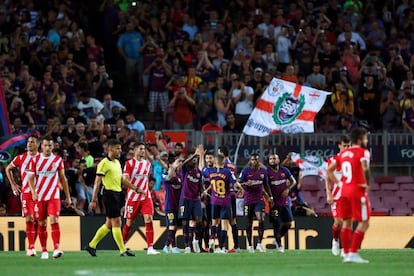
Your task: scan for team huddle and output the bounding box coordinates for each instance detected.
[5,127,372,263]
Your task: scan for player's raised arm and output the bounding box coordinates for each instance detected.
[197,144,205,171]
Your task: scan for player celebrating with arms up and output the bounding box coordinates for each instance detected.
[325,135,350,256]
[5,134,40,257]
[327,128,371,264]
[179,144,205,253]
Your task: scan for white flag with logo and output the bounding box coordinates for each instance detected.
[290,152,327,179]
[242,78,331,136]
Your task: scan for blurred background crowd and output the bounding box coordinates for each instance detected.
[1,0,414,215]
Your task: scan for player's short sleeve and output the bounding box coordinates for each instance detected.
[238,167,248,182]
[227,169,236,184]
[282,167,293,179]
[96,159,106,176]
[10,155,20,167]
[361,149,370,166]
[57,157,64,170]
[123,160,131,176]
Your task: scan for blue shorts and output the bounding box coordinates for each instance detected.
[166,210,179,226]
[269,205,294,223]
[211,204,232,220]
[179,199,202,220]
[244,201,265,219]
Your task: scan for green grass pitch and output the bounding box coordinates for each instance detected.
[0,249,413,276]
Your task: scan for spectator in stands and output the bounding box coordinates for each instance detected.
[125,112,145,142]
[77,91,105,122]
[337,21,366,52]
[306,63,327,90]
[76,142,94,168]
[168,79,195,130]
[101,93,127,121]
[380,90,401,130]
[118,20,144,93]
[145,52,172,129]
[357,74,381,129]
[195,82,214,129]
[231,76,254,130]
[402,95,414,132]
[92,63,114,100]
[248,67,266,105]
[275,25,292,73]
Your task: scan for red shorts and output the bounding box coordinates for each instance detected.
[337,194,371,221]
[21,193,35,217]
[124,197,154,220]
[34,199,61,221]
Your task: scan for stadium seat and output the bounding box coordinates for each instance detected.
[369,196,389,213]
[374,176,394,184]
[394,190,414,203]
[369,181,380,191]
[380,183,399,191]
[381,195,406,209]
[391,208,412,216]
[394,176,414,184]
[399,183,414,191]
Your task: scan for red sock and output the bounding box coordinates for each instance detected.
[332,225,341,241]
[51,223,60,250]
[340,228,353,254]
[38,224,47,252]
[26,221,36,249]
[350,230,365,253]
[34,221,38,242]
[146,222,154,248]
[122,224,131,243]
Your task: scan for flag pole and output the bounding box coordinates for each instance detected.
[233,133,244,166]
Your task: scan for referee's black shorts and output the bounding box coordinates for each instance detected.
[103,189,122,218]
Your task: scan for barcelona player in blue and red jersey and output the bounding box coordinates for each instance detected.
[239,153,272,253]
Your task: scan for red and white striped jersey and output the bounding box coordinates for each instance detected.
[10,152,39,194]
[328,154,342,200]
[123,158,151,201]
[27,153,64,201]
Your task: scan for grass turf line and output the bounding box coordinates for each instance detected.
[0,249,413,276]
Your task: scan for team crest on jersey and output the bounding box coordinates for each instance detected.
[196,173,200,178]
[260,174,264,179]
[273,93,305,125]
[281,173,285,177]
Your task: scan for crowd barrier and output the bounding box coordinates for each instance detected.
[1,216,413,251]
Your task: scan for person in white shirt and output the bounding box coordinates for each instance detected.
[337,22,366,52]
[231,76,254,130]
[77,91,105,122]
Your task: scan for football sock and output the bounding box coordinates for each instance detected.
[203,224,209,247]
[210,225,217,239]
[171,229,177,247]
[26,221,35,249]
[145,222,154,248]
[183,223,189,247]
[280,224,290,238]
[350,230,365,253]
[189,226,194,243]
[332,225,341,241]
[122,224,131,243]
[34,221,38,242]
[196,223,202,242]
[166,229,172,246]
[272,222,280,239]
[246,222,253,246]
[258,221,264,243]
[89,224,110,249]
[50,223,60,250]
[112,227,126,253]
[340,227,353,254]
[219,230,227,249]
[38,224,47,252]
[231,224,239,248]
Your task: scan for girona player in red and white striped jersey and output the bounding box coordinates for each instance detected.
[5,134,40,256]
[325,135,350,256]
[327,127,371,264]
[27,136,71,259]
[122,142,160,255]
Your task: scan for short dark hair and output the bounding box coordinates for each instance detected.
[107,139,121,147]
[350,127,367,144]
[42,135,54,143]
[134,142,145,149]
[218,146,229,157]
[175,142,184,149]
[338,135,350,144]
[78,142,88,151]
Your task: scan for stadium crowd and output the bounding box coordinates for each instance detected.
[0,0,414,217]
